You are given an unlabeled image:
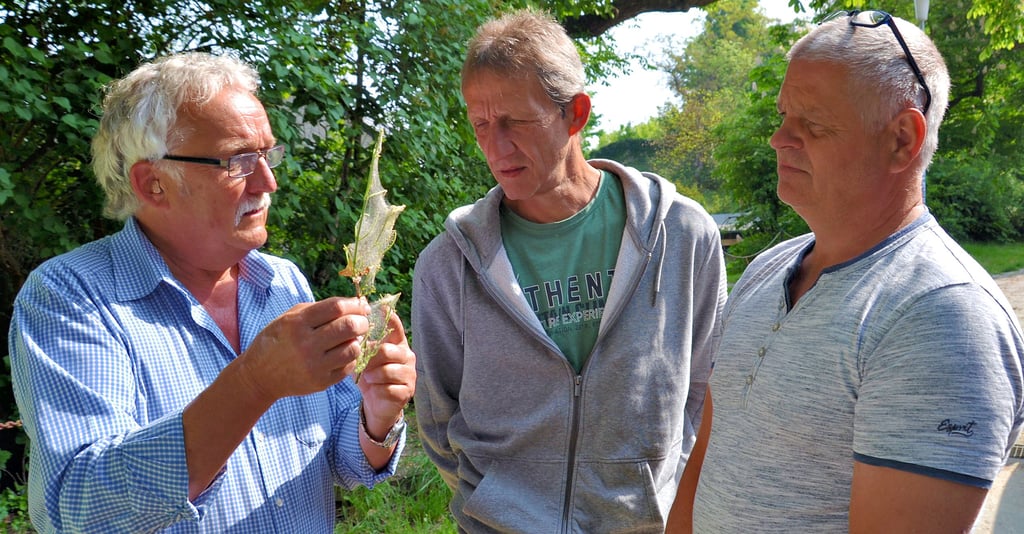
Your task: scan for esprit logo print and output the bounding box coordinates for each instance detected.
[937,419,976,437]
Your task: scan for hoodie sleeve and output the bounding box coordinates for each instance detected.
[685,219,728,435]
[411,235,466,490]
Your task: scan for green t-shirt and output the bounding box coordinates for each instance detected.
[500,171,626,373]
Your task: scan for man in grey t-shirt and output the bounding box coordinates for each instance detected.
[667,10,1024,533]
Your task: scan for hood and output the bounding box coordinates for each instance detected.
[444,158,677,274]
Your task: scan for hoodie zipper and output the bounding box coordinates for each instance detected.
[558,232,662,531]
[561,374,584,532]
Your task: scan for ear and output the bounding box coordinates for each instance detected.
[888,108,926,173]
[566,93,592,137]
[129,160,166,207]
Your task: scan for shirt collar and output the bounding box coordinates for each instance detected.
[111,217,276,302]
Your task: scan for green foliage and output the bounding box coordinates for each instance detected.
[589,121,716,208]
[965,0,1024,58]
[798,0,1023,58]
[589,136,657,173]
[334,453,454,533]
[0,482,31,533]
[682,0,1024,250]
[0,1,124,327]
[648,0,787,203]
[919,1,1024,241]
[0,432,29,533]
[925,152,1024,241]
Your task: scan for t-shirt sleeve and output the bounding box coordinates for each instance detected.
[853,283,1024,487]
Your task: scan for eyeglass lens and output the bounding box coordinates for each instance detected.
[229,145,285,178]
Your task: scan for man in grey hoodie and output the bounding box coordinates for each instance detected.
[412,8,727,533]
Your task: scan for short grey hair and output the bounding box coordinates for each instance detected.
[91,52,260,220]
[462,8,585,110]
[788,13,950,168]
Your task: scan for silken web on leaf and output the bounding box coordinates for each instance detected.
[338,130,406,374]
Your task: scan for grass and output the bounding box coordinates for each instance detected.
[335,405,456,533]
[962,241,1024,276]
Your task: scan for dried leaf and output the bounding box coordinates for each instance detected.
[338,130,405,377]
[340,130,406,297]
[354,292,401,374]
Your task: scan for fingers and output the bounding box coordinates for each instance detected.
[315,312,369,355]
[360,341,416,381]
[303,296,370,330]
[292,297,371,356]
[378,305,409,347]
[359,316,415,386]
[239,297,372,401]
[306,299,374,381]
[358,347,416,430]
[321,337,362,376]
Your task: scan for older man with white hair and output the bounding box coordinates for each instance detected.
[9,52,416,532]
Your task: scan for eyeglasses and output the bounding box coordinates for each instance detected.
[821,10,932,115]
[162,145,285,179]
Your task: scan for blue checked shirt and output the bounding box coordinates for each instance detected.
[8,218,403,533]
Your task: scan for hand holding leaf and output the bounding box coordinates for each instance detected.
[339,130,406,373]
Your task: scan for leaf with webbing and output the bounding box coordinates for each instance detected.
[338,130,405,373]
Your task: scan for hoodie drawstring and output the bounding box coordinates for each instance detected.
[460,256,467,348]
[652,220,666,307]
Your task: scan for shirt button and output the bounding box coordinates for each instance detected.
[771,323,781,332]
[276,498,284,507]
[758,347,766,358]
[745,375,754,385]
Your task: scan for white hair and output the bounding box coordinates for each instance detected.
[91,52,260,220]
[788,13,950,168]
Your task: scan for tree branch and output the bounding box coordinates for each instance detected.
[948,71,985,110]
[561,0,717,38]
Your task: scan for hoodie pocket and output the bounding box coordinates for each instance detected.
[461,458,564,531]
[569,459,666,533]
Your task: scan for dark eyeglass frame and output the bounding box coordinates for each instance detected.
[162,145,286,179]
[821,10,932,115]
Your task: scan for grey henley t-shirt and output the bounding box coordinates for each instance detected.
[694,213,1024,532]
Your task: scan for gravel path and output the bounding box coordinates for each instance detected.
[994,270,1024,449]
[978,270,1024,534]
[994,269,1024,326]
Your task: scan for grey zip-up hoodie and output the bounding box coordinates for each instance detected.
[412,159,727,533]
